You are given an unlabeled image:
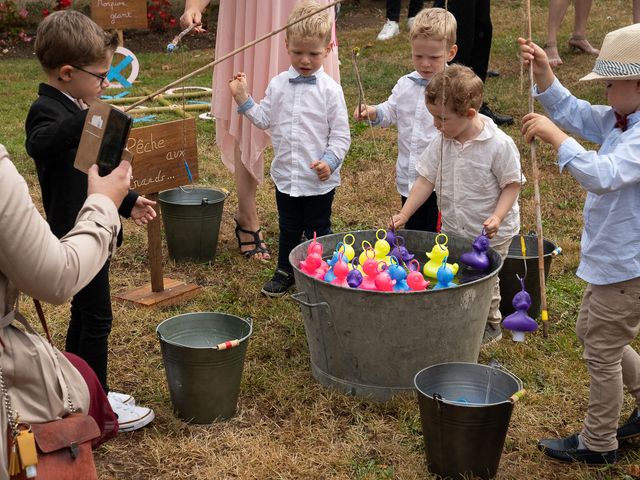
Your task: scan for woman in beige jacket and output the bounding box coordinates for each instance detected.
[0,143,130,478]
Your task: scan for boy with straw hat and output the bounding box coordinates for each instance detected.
[519,23,640,465]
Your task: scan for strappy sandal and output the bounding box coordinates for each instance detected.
[568,36,599,56]
[234,219,270,260]
[543,42,563,67]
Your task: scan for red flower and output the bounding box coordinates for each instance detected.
[42,8,50,16]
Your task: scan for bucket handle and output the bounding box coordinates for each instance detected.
[214,316,252,350]
[201,188,230,205]
[291,292,331,312]
[487,358,524,392]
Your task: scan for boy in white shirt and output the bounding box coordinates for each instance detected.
[355,7,457,232]
[230,0,351,297]
[392,65,523,345]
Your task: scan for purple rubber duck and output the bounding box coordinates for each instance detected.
[460,232,490,271]
[502,277,538,342]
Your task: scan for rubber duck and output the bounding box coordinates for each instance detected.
[424,234,458,279]
[330,253,350,287]
[388,262,410,292]
[460,232,490,271]
[432,256,456,290]
[307,232,323,257]
[406,260,429,291]
[502,277,538,342]
[360,256,379,290]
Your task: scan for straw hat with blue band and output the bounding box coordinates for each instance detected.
[580,23,640,81]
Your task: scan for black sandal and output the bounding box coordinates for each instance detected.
[234,219,270,259]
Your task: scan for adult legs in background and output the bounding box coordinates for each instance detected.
[233,141,270,261]
[545,0,570,67]
[567,0,599,56]
[434,0,513,125]
[546,0,597,68]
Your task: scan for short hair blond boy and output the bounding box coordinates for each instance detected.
[35,10,118,70]
[425,64,484,116]
[409,7,457,48]
[286,0,333,45]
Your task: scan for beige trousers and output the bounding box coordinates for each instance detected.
[576,276,640,452]
[486,238,512,326]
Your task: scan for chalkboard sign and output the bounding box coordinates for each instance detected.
[91,0,148,30]
[129,118,199,195]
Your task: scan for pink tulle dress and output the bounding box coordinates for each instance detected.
[212,0,340,183]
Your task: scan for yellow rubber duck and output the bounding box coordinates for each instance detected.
[423,233,459,279]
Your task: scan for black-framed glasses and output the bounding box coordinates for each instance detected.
[71,65,108,85]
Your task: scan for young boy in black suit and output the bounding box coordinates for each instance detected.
[25,10,155,432]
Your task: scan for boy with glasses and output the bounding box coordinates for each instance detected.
[25,10,155,432]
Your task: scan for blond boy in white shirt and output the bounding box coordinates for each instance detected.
[392,65,523,345]
[355,7,457,232]
[230,1,351,297]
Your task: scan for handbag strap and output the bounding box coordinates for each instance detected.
[32,299,54,346]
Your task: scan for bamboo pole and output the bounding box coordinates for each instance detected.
[124,0,343,112]
[126,104,210,115]
[107,91,210,105]
[526,0,549,337]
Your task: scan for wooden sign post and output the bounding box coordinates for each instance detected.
[115,118,202,307]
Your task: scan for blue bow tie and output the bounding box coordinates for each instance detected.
[289,75,317,85]
[409,76,428,87]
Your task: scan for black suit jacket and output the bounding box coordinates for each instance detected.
[25,83,137,241]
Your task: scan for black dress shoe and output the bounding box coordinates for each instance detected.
[538,433,617,465]
[487,70,500,78]
[479,103,514,126]
[618,408,640,441]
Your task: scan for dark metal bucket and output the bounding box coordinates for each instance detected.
[414,362,522,479]
[290,230,503,402]
[159,187,226,263]
[498,235,557,319]
[157,312,252,423]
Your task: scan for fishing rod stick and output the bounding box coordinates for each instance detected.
[125,0,344,112]
[526,0,549,337]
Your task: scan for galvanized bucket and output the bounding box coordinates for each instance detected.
[290,230,503,402]
[414,362,523,480]
[157,312,252,423]
[159,187,226,263]
[498,234,557,320]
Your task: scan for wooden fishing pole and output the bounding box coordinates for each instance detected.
[525,0,549,337]
[124,0,344,112]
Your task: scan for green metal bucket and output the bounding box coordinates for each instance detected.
[159,187,226,263]
[157,312,252,423]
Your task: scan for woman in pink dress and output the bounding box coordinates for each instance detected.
[180,0,340,260]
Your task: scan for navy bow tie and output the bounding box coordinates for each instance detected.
[409,76,428,87]
[289,75,317,85]
[615,112,628,132]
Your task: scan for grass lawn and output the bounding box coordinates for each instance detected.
[1,0,639,478]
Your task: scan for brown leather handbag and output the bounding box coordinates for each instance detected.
[8,414,100,480]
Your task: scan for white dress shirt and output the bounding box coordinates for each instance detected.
[372,71,439,197]
[239,66,351,197]
[416,115,524,245]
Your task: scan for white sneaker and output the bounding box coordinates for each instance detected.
[377,19,400,41]
[407,17,415,31]
[108,391,135,406]
[112,401,155,432]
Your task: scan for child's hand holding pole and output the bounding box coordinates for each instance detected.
[229,72,249,105]
[518,38,555,93]
[521,113,568,150]
[353,104,376,122]
[310,160,331,181]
